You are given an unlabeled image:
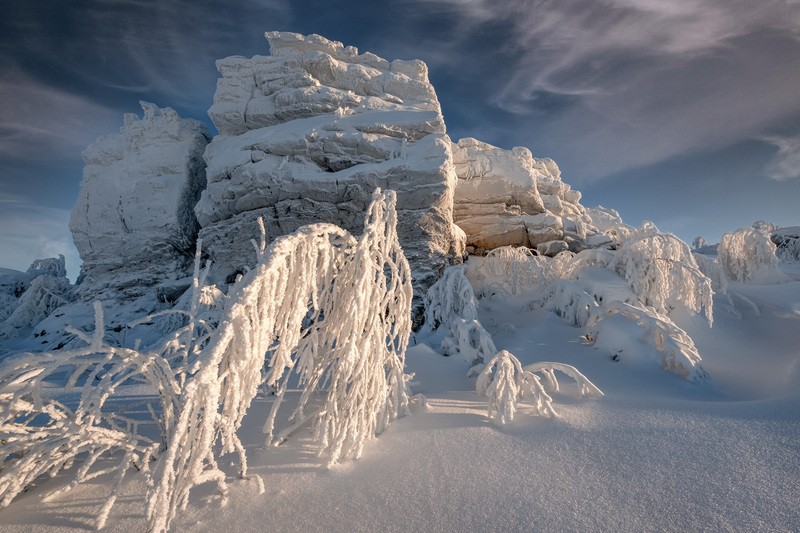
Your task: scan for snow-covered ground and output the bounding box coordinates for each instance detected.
[1,261,798,532]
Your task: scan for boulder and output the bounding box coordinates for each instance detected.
[196,32,463,308]
[451,137,598,251]
[70,102,211,300]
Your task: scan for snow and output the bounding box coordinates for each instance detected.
[2,272,798,531]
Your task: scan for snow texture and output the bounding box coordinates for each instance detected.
[70,102,210,302]
[196,32,462,317]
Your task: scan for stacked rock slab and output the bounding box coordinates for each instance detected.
[196,32,463,308]
[70,102,211,301]
[451,137,610,255]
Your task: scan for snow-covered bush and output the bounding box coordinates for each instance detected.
[0,302,178,530]
[612,232,713,326]
[476,350,603,425]
[586,301,708,382]
[0,275,74,340]
[423,265,478,330]
[692,252,728,295]
[442,318,497,365]
[148,189,412,530]
[772,227,800,261]
[465,246,574,297]
[718,228,788,284]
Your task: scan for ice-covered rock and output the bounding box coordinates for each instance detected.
[70,102,211,301]
[196,32,463,309]
[450,137,600,252]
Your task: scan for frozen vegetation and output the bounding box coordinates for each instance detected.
[1,31,799,533]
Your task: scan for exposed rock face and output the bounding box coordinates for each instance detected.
[70,102,211,300]
[196,32,463,304]
[451,137,604,255]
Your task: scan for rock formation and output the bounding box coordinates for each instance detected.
[195,32,463,305]
[451,138,612,255]
[70,102,211,301]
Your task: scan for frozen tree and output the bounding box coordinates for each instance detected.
[586,301,709,382]
[465,246,575,297]
[147,189,412,531]
[423,265,478,329]
[476,350,603,425]
[612,232,714,326]
[442,318,497,366]
[718,228,788,284]
[423,266,494,365]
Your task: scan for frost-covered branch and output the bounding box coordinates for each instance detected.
[476,350,603,425]
[0,303,179,530]
[612,233,713,326]
[147,189,413,531]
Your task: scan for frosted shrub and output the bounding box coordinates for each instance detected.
[476,350,603,425]
[612,232,713,326]
[718,228,788,284]
[465,246,573,297]
[423,265,478,329]
[587,301,708,382]
[0,302,179,530]
[148,189,412,531]
[773,228,800,261]
[442,318,497,365]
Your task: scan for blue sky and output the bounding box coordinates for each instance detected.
[2,0,799,280]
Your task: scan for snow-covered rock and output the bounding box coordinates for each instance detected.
[0,255,74,340]
[451,137,600,252]
[70,102,211,301]
[196,32,463,309]
[772,226,800,261]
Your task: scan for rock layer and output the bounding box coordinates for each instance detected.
[196,32,463,303]
[70,102,211,300]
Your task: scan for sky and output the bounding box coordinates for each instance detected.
[2,0,799,280]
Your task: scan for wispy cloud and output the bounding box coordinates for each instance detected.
[418,0,800,180]
[762,135,800,181]
[0,72,120,160]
